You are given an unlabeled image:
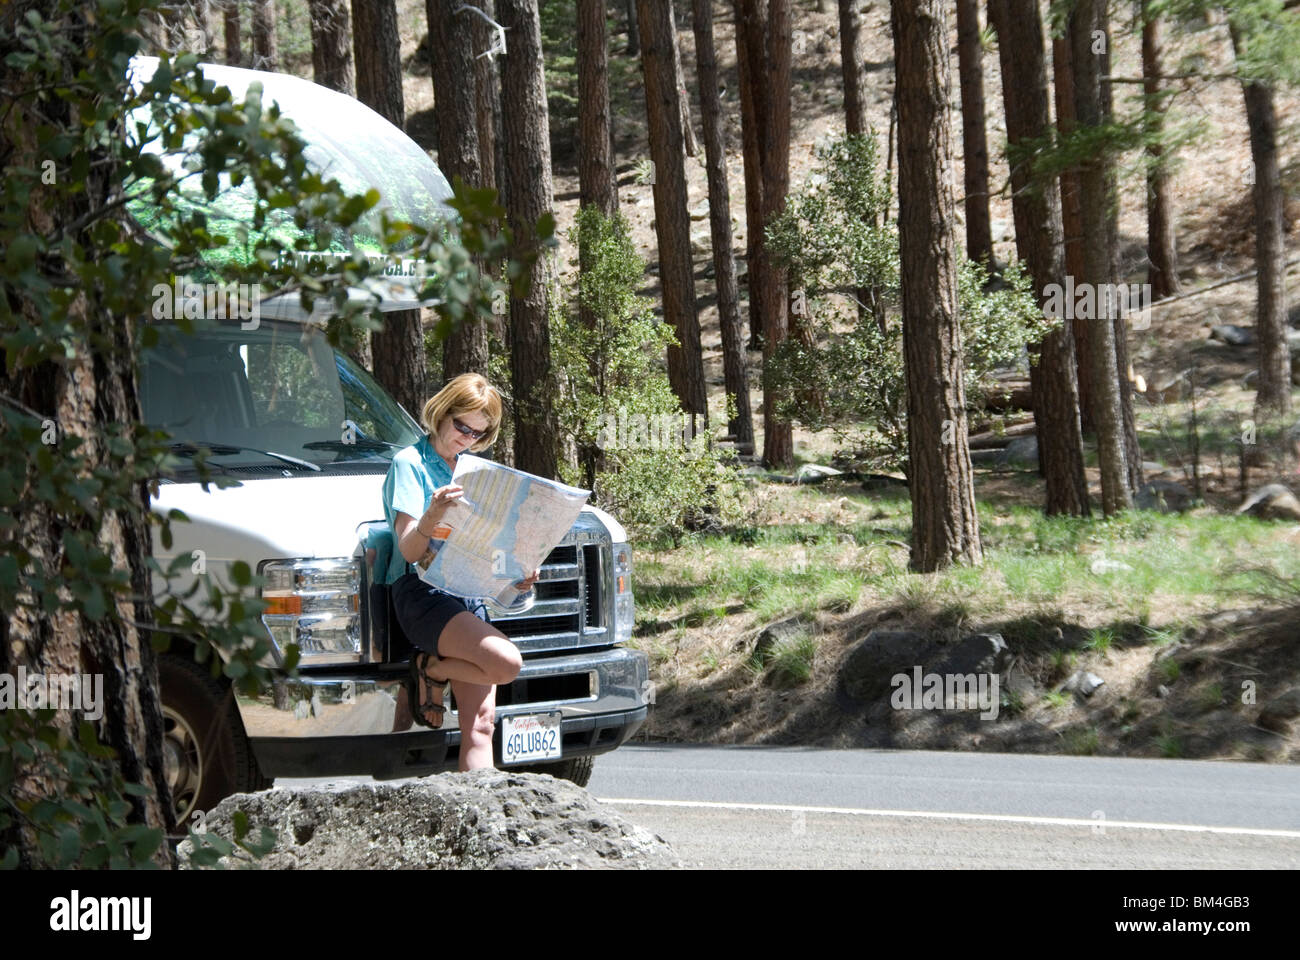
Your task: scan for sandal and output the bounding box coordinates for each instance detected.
[409,650,450,729]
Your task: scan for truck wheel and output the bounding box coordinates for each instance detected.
[158,654,273,828]
[512,755,593,788]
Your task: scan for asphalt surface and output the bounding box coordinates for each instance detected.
[584,744,1300,868]
[278,743,1300,869]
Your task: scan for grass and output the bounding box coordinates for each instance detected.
[1159,658,1181,684]
[1063,727,1101,756]
[1084,627,1116,656]
[1042,690,1071,709]
[1156,734,1185,758]
[633,485,1300,647]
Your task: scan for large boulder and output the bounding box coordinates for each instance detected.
[1236,484,1300,522]
[175,770,683,869]
[1000,436,1039,468]
[1136,478,1193,513]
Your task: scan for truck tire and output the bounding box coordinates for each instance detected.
[158,653,273,828]
[512,755,594,788]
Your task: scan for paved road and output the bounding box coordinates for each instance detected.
[278,744,1300,869]
[584,745,1300,868]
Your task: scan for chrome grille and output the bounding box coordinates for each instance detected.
[493,531,609,653]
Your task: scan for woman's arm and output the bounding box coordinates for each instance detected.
[394,483,464,565]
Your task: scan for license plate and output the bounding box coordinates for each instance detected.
[501,711,563,764]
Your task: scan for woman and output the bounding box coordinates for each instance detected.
[380,372,538,771]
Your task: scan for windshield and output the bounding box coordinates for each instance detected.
[140,320,422,471]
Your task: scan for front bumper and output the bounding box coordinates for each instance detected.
[242,646,650,778]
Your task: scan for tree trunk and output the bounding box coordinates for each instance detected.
[429,0,490,380]
[737,0,793,469]
[693,0,753,451]
[732,0,765,353]
[576,0,619,484]
[670,5,699,158]
[637,0,708,422]
[988,0,1090,517]
[891,0,982,571]
[625,0,640,56]
[1142,3,1179,299]
[467,0,506,362]
[577,0,619,218]
[251,0,277,71]
[955,0,992,266]
[499,0,559,477]
[1230,24,1291,422]
[839,0,865,136]
[309,0,355,96]
[354,0,426,415]
[352,0,405,128]
[1,0,176,866]
[1053,34,1093,435]
[223,0,242,66]
[1070,0,1131,515]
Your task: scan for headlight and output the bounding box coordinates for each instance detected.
[259,558,361,665]
[612,542,633,645]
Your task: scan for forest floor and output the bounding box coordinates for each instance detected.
[303,1,1300,762]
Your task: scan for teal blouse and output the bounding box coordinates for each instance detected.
[380,433,454,587]
[376,434,536,615]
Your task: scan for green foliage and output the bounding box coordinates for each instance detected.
[764,133,1045,472]
[1,0,539,867]
[0,707,274,868]
[551,206,743,542]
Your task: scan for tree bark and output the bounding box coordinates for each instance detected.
[625,0,640,56]
[1142,3,1179,299]
[577,0,619,218]
[223,0,242,66]
[1053,34,1093,435]
[693,0,753,450]
[891,0,982,571]
[1230,23,1292,421]
[839,0,866,137]
[955,0,992,266]
[732,0,765,353]
[988,0,1090,516]
[354,0,427,416]
[670,5,699,158]
[737,0,793,468]
[637,0,708,421]
[429,0,490,380]
[499,0,559,477]
[1070,0,1131,515]
[1,0,176,866]
[251,0,277,71]
[308,0,355,95]
[352,0,406,128]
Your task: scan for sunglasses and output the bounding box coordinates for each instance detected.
[451,417,488,440]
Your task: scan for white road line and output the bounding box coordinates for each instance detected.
[594,797,1300,838]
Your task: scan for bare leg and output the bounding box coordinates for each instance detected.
[426,611,522,687]
[452,679,497,771]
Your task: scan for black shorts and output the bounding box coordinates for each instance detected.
[390,572,489,657]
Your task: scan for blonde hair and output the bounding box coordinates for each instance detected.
[420,373,503,453]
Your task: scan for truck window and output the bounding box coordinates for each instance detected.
[141,319,421,469]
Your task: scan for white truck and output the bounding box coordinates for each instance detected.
[129,57,649,825]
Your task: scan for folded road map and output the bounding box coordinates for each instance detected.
[415,454,591,613]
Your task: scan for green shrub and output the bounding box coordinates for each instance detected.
[765,132,1049,473]
[551,207,744,542]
